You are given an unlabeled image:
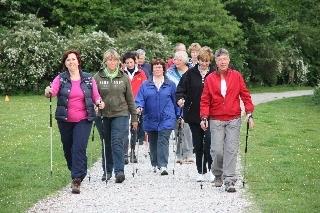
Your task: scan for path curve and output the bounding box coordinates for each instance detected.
[28,90,313,213]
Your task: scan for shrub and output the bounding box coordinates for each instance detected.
[115,30,172,61]
[65,29,115,73]
[0,14,64,94]
[312,84,320,105]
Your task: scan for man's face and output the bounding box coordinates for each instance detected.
[215,54,230,72]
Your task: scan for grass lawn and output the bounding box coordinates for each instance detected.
[248,85,312,93]
[242,96,320,212]
[0,95,101,213]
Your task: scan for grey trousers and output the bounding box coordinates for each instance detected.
[176,122,193,159]
[209,118,241,184]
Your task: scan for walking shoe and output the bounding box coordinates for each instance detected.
[130,154,138,163]
[124,157,129,165]
[206,172,215,183]
[225,182,236,193]
[196,173,204,182]
[115,172,125,183]
[153,166,157,173]
[176,158,183,164]
[185,157,194,163]
[160,167,168,176]
[214,176,223,187]
[71,178,81,194]
[101,172,112,181]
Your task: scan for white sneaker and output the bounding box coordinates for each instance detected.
[206,171,215,183]
[196,173,204,182]
[153,166,157,173]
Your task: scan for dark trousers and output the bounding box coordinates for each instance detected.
[57,119,92,180]
[95,116,129,175]
[189,122,212,174]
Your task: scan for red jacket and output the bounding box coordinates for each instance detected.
[124,69,147,98]
[200,68,254,121]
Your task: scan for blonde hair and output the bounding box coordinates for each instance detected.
[198,46,214,62]
[103,48,120,64]
[188,43,201,54]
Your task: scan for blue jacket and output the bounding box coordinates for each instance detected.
[135,78,180,131]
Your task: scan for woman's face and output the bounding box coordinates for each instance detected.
[65,53,79,72]
[174,57,185,69]
[191,50,199,60]
[105,56,119,71]
[152,64,164,77]
[125,58,135,70]
[215,54,230,72]
[199,59,210,70]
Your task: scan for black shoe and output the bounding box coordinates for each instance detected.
[160,167,168,176]
[115,172,125,183]
[124,158,129,165]
[130,154,138,163]
[101,172,112,181]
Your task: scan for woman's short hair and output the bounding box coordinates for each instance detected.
[174,51,189,64]
[198,46,214,62]
[61,49,81,71]
[188,43,201,54]
[214,48,229,58]
[151,58,166,73]
[103,48,120,64]
[122,51,137,64]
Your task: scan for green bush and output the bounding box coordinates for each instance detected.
[115,30,172,62]
[66,29,115,73]
[0,14,64,94]
[312,84,320,105]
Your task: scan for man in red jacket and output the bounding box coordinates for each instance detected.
[200,48,255,192]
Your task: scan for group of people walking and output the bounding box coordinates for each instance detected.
[44,43,255,194]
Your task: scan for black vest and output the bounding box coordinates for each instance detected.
[55,71,96,121]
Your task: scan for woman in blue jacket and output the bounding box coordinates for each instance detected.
[135,58,179,175]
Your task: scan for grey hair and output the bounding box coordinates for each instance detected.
[136,49,146,56]
[175,43,186,52]
[174,51,189,64]
[103,48,120,63]
[214,48,229,58]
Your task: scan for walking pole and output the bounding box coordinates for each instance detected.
[130,125,137,177]
[88,122,95,182]
[243,119,250,187]
[100,109,108,185]
[135,114,141,174]
[49,95,53,176]
[200,132,206,189]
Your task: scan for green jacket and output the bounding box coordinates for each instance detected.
[94,70,137,122]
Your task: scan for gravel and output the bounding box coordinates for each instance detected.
[28,90,312,213]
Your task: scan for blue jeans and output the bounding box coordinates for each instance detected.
[96,116,129,175]
[147,130,171,168]
[57,119,92,180]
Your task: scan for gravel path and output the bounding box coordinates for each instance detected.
[28,90,313,213]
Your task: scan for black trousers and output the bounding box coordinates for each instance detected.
[189,122,212,174]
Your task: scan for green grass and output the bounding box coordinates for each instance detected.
[0,95,101,213]
[241,96,320,212]
[248,85,312,93]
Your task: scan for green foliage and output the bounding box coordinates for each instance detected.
[115,30,172,61]
[312,84,320,105]
[66,29,115,73]
[242,96,320,211]
[0,95,101,212]
[0,14,64,94]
